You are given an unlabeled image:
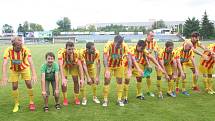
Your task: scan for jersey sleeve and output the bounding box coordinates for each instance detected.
[53,63,59,72]
[25,47,32,57]
[41,64,46,73]
[57,48,64,60]
[79,49,85,62]
[95,50,100,62]
[157,49,164,60]
[103,42,111,54]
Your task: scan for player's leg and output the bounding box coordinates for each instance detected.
[43,81,50,112]
[102,69,111,107]
[72,75,81,105]
[116,77,124,106]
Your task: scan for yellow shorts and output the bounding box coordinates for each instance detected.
[199,65,214,74]
[87,66,96,78]
[182,60,194,70]
[124,63,145,79]
[157,64,174,76]
[107,67,124,78]
[64,65,79,77]
[9,67,31,82]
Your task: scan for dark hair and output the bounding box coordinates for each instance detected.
[147,31,154,36]
[86,42,94,49]
[45,52,55,60]
[137,40,146,48]
[165,41,174,48]
[114,35,124,42]
[66,41,74,48]
[191,32,200,37]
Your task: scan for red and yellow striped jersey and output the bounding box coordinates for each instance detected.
[145,39,158,53]
[58,48,79,69]
[183,39,201,49]
[124,46,149,66]
[103,41,128,68]
[200,44,215,69]
[3,46,31,71]
[158,48,177,65]
[79,48,100,66]
[174,47,194,63]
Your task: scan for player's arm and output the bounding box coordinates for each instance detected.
[190,56,198,75]
[55,71,59,95]
[28,56,37,83]
[172,59,178,79]
[77,59,84,83]
[131,55,143,75]
[103,43,111,79]
[82,60,92,84]
[1,58,8,86]
[158,58,169,79]
[95,58,101,84]
[57,53,68,87]
[41,72,46,95]
[146,54,164,73]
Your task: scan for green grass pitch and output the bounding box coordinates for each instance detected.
[0,42,214,121]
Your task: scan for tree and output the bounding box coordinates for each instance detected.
[2,24,13,33]
[87,25,96,32]
[23,21,29,32]
[56,17,71,31]
[200,11,214,39]
[29,23,44,32]
[17,24,24,33]
[151,20,166,29]
[183,17,200,38]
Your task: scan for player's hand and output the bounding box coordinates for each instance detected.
[0,76,8,87]
[138,69,144,77]
[127,69,132,78]
[172,74,177,80]
[95,76,99,85]
[165,74,170,81]
[62,78,67,86]
[87,78,92,85]
[105,68,110,79]
[195,71,199,80]
[42,91,46,97]
[80,79,84,87]
[55,89,59,96]
[31,74,37,84]
[202,54,209,60]
[158,66,165,74]
[181,72,186,80]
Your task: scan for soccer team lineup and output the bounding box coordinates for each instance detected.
[0,31,215,113]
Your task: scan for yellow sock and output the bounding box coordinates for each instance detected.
[80,86,86,99]
[136,82,142,96]
[103,85,109,101]
[192,74,197,87]
[167,81,171,93]
[157,80,161,93]
[91,84,97,97]
[123,84,129,99]
[170,80,174,92]
[176,77,180,88]
[74,93,79,99]
[208,77,213,90]
[203,77,209,91]
[182,79,186,92]
[146,78,152,92]
[63,92,67,99]
[12,90,19,104]
[27,89,34,104]
[117,84,123,101]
